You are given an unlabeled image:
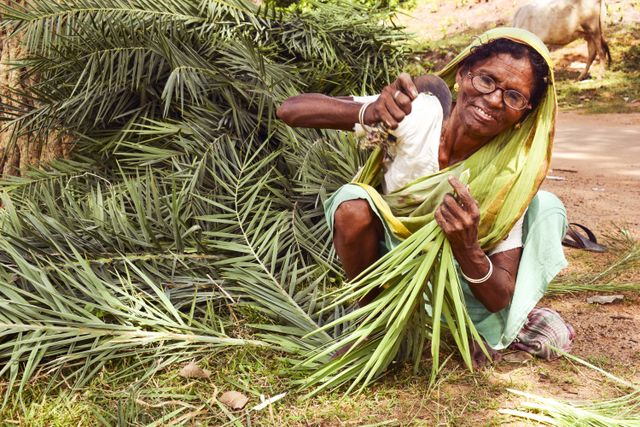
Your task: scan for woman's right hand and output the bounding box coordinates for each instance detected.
[364,73,419,129]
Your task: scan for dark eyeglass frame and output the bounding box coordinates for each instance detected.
[467,72,531,111]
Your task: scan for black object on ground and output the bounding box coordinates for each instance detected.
[562,222,607,252]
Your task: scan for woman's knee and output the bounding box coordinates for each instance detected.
[534,191,566,214]
[334,199,382,243]
[527,191,568,237]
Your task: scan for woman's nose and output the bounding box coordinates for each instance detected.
[484,88,504,108]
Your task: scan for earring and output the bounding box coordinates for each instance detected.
[515,122,522,129]
[453,82,459,92]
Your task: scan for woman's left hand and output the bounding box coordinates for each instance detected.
[434,176,481,251]
[435,176,521,314]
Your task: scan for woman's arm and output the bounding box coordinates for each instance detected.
[276,73,419,131]
[434,177,521,313]
[453,245,521,313]
[276,94,363,130]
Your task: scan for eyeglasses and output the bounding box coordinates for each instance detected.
[467,73,531,110]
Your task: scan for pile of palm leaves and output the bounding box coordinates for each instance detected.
[0,0,412,403]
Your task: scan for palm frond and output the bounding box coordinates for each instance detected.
[502,348,640,426]
[0,0,408,403]
[199,138,333,345]
[502,388,640,426]
[0,236,272,404]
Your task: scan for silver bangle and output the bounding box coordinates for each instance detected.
[460,255,493,284]
[358,101,373,129]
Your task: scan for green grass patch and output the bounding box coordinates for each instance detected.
[556,69,640,113]
[538,22,640,113]
[0,347,512,425]
[0,347,291,426]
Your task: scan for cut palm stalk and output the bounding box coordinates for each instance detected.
[300,224,484,395]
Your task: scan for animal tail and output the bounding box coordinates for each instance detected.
[598,0,612,67]
[602,37,611,67]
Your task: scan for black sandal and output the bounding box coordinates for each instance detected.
[562,223,607,253]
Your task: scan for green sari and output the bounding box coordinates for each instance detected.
[303,27,559,395]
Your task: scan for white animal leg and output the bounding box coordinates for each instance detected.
[596,37,610,70]
[578,37,597,80]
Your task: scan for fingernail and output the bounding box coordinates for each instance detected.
[411,89,418,97]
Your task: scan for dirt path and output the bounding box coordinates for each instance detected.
[543,111,640,237]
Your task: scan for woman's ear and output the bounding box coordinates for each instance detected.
[453,67,465,95]
[454,67,467,94]
[455,68,463,85]
[455,66,466,87]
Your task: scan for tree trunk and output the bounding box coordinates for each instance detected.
[0,0,70,177]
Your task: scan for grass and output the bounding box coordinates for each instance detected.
[0,346,519,425]
[555,69,640,113]
[401,28,472,77]
[0,348,291,426]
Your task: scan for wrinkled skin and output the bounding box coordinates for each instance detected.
[451,53,534,142]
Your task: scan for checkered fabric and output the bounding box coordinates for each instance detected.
[509,307,575,360]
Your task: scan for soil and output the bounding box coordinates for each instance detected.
[542,111,640,373]
[544,111,640,237]
[548,294,640,378]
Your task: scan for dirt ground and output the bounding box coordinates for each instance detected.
[544,111,640,237]
[476,111,640,422]
[545,111,640,362]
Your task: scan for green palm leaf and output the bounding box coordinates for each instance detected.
[0,0,407,404]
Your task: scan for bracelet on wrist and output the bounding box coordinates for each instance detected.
[460,254,493,284]
[358,101,373,130]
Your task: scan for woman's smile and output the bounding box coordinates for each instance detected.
[471,104,495,123]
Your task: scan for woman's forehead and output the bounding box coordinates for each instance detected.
[471,53,535,90]
[471,53,534,75]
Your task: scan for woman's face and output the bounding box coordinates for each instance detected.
[455,53,536,140]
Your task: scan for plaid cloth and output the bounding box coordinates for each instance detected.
[470,307,575,366]
[508,307,575,360]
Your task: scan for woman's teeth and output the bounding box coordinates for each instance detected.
[474,106,493,120]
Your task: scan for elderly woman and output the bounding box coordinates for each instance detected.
[278,27,574,362]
